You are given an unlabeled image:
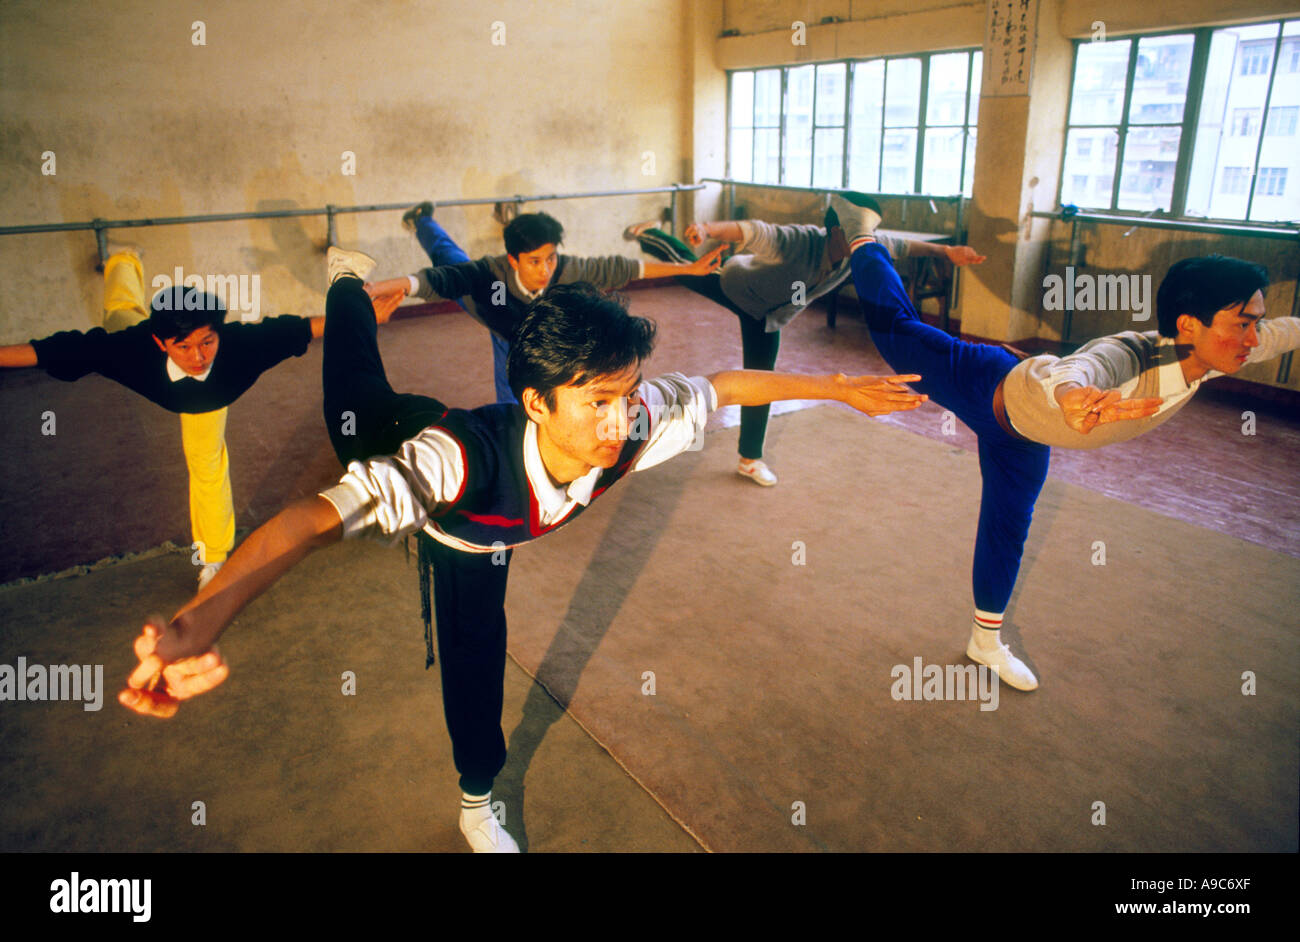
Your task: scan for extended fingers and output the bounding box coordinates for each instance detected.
[162,652,229,699]
[118,687,180,719]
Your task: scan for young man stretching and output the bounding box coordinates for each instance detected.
[365,204,725,403]
[0,247,344,588]
[828,190,1300,692]
[627,214,984,487]
[116,247,927,853]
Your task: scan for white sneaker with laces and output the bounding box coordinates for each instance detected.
[459,811,520,853]
[966,628,1038,691]
[327,246,376,285]
[737,458,778,487]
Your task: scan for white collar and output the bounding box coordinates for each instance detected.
[1155,336,1194,392]
[522,422,601,521]
[166,357,212,383]
[512,269,545,302]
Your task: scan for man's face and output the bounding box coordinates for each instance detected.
[1178,290,1265,378]
[153,325,220,376]
[508,243,559,294]
[524,363,643,484]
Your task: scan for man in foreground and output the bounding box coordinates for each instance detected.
[117,246,927,853]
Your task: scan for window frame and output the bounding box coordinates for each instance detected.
[726,47,982,197]
[1057,18,1300,226]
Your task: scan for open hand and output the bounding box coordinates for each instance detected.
[945,245,986,266]
[118,619,229,718]
[368,289,405,324]
[838,373,927,416]
[1055,385,1163,434]
[685,245,726,276]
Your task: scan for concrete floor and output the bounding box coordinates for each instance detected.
[0,283,1297,853]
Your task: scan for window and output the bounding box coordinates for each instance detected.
[1266,106,1297,136]
[1232,108,1259,136]
[1258,167,1287,196]
[1284,38,1300,71]
[1239,40,1271,75]
[1061,18,1300,223]
[728,49,982,196]
[1221,167,1250,195]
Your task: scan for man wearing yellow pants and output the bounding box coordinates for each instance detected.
[0,247,345,588]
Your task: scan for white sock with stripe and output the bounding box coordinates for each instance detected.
[460,791,493,825]
[971,609,1005,649]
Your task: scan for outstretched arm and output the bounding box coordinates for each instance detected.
[0,343,38,368]
[903,241,985,266]
[119,495,344,717]
[708,370,926,417]
[643,246,726,279]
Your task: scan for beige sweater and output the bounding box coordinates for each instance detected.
[1001,317,1300,449]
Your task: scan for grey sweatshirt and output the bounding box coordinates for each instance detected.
[1003,317,1300,449]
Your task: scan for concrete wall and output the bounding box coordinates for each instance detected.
[0,0,694,343]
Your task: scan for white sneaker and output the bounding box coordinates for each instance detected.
[197,561,223,591]
[737,458,778,487]
[459,812,520,853]
[327,246,376,285]
[966,631,1038,691]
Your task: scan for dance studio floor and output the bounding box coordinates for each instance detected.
[1,283,1297,852]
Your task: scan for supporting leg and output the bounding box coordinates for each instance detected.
[412,212,517,404]
[180,408,235,568]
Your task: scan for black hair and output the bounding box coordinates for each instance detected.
[1156,255,1269,338]
[148,285,227,341]
[503,212,565,258]
[507,283,656,409]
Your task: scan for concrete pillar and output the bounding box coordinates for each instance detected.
[960,0,1072,343]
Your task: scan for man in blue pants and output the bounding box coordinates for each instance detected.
[828,191,1299,692]
[368,203,724,404]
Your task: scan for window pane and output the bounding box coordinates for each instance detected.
[753,128,780,184]
[1185,22,1280,219]
[1060,128,1118,207]
[849,60,885,191]
[1070,39,1131,124]
[884,58,921,126]
[881,128,917,192]
[754,69,782,127]
[813,128,845,188]
[1265,105,1298,136]
[731,71,754,128]
[926,52,969,126]
[968,51,983,125]
[816,63,846,126]
[730,128,753,181]
[1252,21,1300,219]
[785,65,815,185]
[1117,126,1180,211]
[922,127,963,194]
[1129,34,1193,124]
[963,128,977,197]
